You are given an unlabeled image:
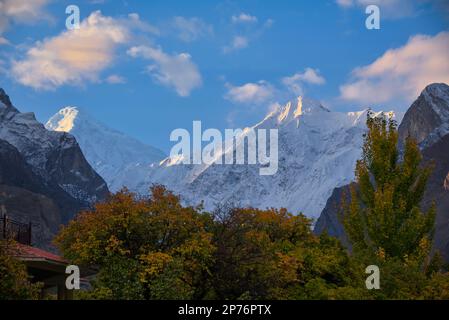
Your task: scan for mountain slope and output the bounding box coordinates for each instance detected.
[0,88,109,235]
[46,107,166,192]
[0,138,67,249]
[177,98,375,218]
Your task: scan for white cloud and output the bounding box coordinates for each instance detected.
[105,74,126,84]
[336,0,354,7]
[171,17,213,42]
[0,59,6,75]
[225,81,275,104]
[282,68,326,95]
[127,45,202,97]
[0,0,51,38]
[231,13,258,24]
[11,11,135,90]
[264,18,275,28]
[336,0,431,18]
[0,36,9,45]
[223,36,249,53]
[126,13,159,35]
[0,0,50,24]
[340,31,449,106]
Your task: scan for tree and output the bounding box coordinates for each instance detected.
[209,205,312,299]
[209,205,360,300]
[0,240,42,300]
[338,112,449,299]
[344,111,435,263]
[55,186,215,300]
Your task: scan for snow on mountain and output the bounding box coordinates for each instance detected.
[46,96,399,219]
[46,107,166,191]
[173,97,400,218]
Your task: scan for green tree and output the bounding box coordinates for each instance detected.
[339,112,449,299]
[344,111,435,263]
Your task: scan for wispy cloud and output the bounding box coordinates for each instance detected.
[127,45,202,97]
[105,74,126,84]
[339,31,449,106]
[231,13,258,24]
[223,13,273,54]
[0,0,51,40]
[171,16,213,42]
[225,67,326,105]
[336,0,354,7]
[282,68,326,95]
[225,81,275,104]
[336,0,435,19]
[0,58,6,75]
[223,36,248,53]
[0,36,9,45]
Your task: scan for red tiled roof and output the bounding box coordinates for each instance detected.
[13,243,68,265]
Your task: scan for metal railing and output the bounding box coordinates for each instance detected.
[0,215,32,245]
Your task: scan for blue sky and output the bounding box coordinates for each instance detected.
[0,0,448,152]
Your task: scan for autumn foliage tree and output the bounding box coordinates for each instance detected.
[209,205,361,299]
[55,188,362,300]
[0,240,42,300]
[54,133,449,300]
[55,186,215,299]
[210,205,312,299]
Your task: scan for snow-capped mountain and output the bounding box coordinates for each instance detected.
[46,96,398,219]
[0,88,109,249]
[46,107,166,192]
[172,97,399,218]
[0,89,108,210]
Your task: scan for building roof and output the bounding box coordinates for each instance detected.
[14,243,68,266]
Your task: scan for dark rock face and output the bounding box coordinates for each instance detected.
[0,88,13,108]
[315,83,449,260]
[421,135,449,260]
[44,136,109,220]
[0,92,109,216]
[314,184,351,245]
[0,139,62,249]
[0,88,110,249]
[398,83,449,148]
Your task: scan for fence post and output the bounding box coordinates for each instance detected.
[28,222,32,245]
[2,214,6,240]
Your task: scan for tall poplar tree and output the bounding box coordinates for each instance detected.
[343,111,436,263]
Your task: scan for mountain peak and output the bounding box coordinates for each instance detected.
[46,107,166,191]
[422,83,449,114]
[399,82,449,148]
[0,88,13,108]
[423,82,449,96]
[267,96,329,124]
[47,106,81,132]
